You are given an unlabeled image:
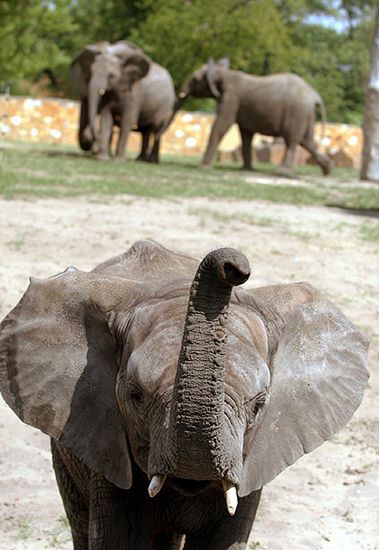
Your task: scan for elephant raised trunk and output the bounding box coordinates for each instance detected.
[151,249,250,502]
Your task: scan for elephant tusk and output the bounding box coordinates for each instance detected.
[178,91,187,99]
[222,480,238,516]
[98,88,106,96]
[148,474,167,498]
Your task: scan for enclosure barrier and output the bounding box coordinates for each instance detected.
[0,95,363,168]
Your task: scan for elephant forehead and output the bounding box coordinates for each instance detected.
[124,296,188,349]
[126,324,183,391]
[125,303,269,395]
[93,53,119,72]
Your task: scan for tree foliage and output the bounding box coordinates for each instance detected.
[0,0,376,122]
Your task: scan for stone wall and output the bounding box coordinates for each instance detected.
[0,95,363,167]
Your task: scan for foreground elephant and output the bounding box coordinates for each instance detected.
[179,58,332,175]
[0,240,369,549]
[71,41,175,162]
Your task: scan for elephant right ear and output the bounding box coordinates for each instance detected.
[70,44,104,94]
[0,269,149,489]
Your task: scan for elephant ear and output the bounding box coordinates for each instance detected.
[120,53,151,88]
[70,44,105,95]
[93,239,198,283]
[206,58,221,98]
[0,267,149,489]
[218,57,230,70]
[238,282,369,496]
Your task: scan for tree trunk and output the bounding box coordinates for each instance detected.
[360,7,379,181]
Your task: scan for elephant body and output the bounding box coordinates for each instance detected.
[51,439,261,549]
[179,59,331,175]
[0,241,369,549]
[71,41,175,162]
[107,62,176,163]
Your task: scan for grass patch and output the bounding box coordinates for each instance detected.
[359,220,379,243]
[6,236,25,251]
[13,516,32,542]
[49,515,71,547]
[187,207,274,227]
[1,142,378,211]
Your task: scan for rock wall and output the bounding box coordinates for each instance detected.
[0,95,363,167]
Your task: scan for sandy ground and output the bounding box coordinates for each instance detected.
[0,188,378,549]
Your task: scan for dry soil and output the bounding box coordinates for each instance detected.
[0,187,378,549]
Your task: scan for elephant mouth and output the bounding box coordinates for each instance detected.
[148,474,239,515]
[169,477,212,496]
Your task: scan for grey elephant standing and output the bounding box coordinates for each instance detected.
[0,240,369,549]
[70,41,175,162]
[178,58,332,175]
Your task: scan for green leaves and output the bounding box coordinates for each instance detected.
[0,0,377,122]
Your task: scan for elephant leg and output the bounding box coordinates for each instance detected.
[88,472,154,550]
[148,135,160,163]
[51,440,89,550]
[95,106,113,160]
[301,132,332,175]
[276,140,297,177]
[238,126,254,170]
[136,130,150,161]
[184,490,261,550]
[79,97,92,151]
[115,103,139,160]
[202,97,238,167]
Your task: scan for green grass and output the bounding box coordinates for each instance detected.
[359,220,379,243]
[1,142,379,211]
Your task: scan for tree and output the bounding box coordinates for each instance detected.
[0,1,79,94]
[360,5,379,181]
[130,0,295,91]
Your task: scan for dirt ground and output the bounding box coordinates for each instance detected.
[0,184,378,549]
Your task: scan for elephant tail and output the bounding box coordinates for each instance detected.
[165,95,186,129]
[314,92,327,145]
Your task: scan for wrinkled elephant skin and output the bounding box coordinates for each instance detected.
[0,240,369,549]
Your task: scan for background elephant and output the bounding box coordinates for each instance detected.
[71,41,175,162]
[178,58,332,175]
[0,240,368,549]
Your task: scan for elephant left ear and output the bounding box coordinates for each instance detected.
[206,58,221,99]
[239,284,369,496]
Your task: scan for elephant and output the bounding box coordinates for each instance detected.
[70,41,175,162]
[0,240,369,549]
[178,58,332,176]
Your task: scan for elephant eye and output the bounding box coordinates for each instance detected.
[245,389,267,427]
[253,393,266,417]
[127,384,144,405]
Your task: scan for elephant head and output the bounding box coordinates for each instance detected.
[178,57,230,103]
[0,241,369,515]
[70,41,151,150]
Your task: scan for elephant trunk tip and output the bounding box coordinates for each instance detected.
[220,259,250,287]
[209,248,250,287]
